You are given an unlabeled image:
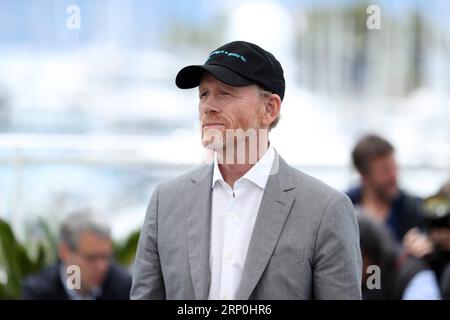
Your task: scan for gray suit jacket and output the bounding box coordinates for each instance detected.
[131,154,362,300]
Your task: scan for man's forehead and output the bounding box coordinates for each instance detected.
[199,72,255,91]
[78,230,111,243]
[199,72,228,87]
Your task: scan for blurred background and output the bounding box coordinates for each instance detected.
[0,0,449,298]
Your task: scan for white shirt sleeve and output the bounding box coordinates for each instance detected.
[402,270,442,300]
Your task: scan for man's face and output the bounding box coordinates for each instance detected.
[363,153,399,202]
[60,231,112,293]
[198,73,266,151]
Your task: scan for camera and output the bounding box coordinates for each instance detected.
[422,194,450,230]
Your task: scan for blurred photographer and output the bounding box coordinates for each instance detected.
[403,180,450,299]
[357,212,440,299]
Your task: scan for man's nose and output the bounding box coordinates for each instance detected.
[200,98,221,115]
[388,166,398,180]
[387,170,397,186]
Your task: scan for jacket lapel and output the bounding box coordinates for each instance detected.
[184,164,213,300]
[236,155,296,299]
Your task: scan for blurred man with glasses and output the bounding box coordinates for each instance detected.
[22,210,131,300]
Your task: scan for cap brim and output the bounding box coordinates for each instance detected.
[175,64,254,89]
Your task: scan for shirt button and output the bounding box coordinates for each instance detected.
[229,211,236,218]
[224,252,232,260]
[222,294,228,300]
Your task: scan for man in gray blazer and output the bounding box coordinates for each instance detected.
[131,41,362,300]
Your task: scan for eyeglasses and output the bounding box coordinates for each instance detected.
[75,251,112,264]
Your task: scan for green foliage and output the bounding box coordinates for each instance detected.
[0,218,48,299]
[113,230,140,267]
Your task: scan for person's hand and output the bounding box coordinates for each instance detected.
[429,228,450,251]
[403,228,434,258]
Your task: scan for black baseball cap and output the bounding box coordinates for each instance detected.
[175,41,285,101]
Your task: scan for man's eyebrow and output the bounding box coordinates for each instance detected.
[199,80,242,93]
[217,82,238,92]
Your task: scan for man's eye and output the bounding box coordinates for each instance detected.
[219,91,230,96]
[200,91,208,98]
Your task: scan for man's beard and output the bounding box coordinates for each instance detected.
[201,125,268,165]
[202,127,225,151]
[374,183,399,203]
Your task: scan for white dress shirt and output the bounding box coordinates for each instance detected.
[208,145,275,300]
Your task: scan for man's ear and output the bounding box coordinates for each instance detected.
[59,242,71,264]
[261,94,281,128]
[361,173,371,186]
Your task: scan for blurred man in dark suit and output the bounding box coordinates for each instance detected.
[22,210,131,300]
[347,134,424,243]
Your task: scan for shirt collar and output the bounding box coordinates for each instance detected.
[212,144,275,190]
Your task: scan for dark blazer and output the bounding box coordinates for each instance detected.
[347,186,424,242]
[22,261,132,300]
